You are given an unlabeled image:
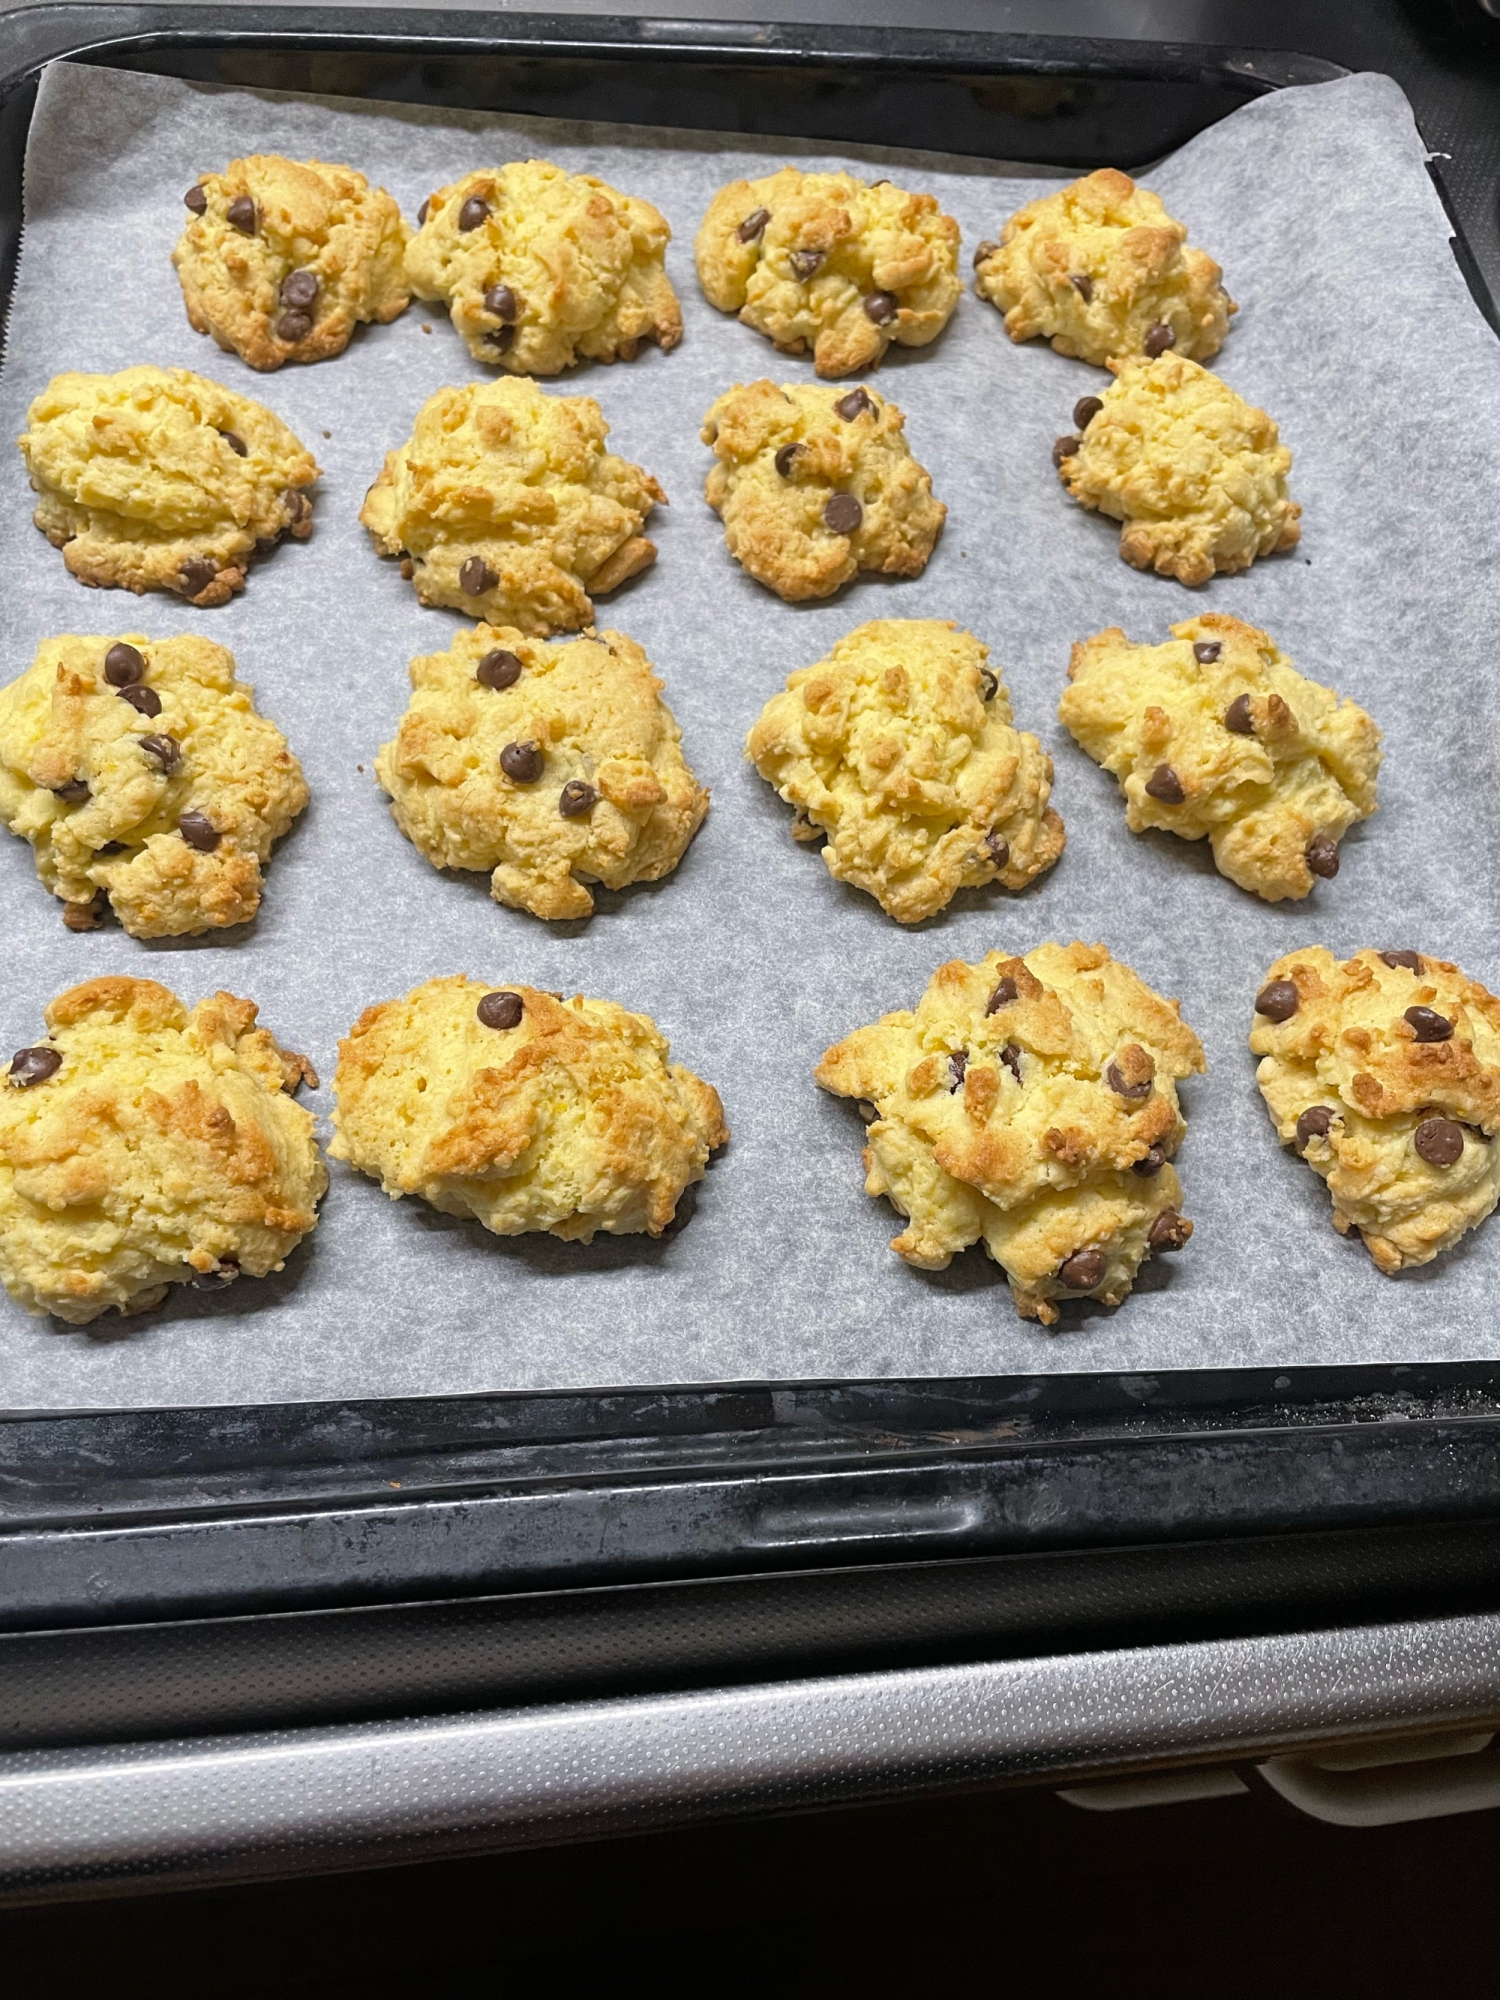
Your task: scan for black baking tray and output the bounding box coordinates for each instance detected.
[6,6,1500,1751]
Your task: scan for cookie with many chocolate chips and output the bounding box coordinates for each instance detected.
[331,977,727,1242]
[1251,947,1500,1273]
[817,943,1204,1325]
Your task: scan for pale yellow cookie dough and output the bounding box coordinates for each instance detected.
[0,977,324,1324]
[331,977,727,1241]
[377,623,707,921]
[19,366,319,606]
[702,380,944,601]
[173,154,411,371]
[695,166,961,377]
[973,168,1234,367]
[747,618,1063,922]
[818,944,1205,1324]
[1056,353,1300,586]
[1252,948,1500,1273]
[406,160,681,373]
[0,634,307,938]
[361,376,665,635]
[1060,614,1381,902]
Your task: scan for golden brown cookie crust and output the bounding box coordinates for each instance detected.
[1060,614,1381,901]
[406,160,682,373]
[747,618,1063,922]
[0,977,325,1324]
[331,977,728,1241]
[173,154,412,371]
[361,377,665,635]
[817,943,1205,1324]
[702,380,944,602]
[695,166,961,377]
[1251,947,1500,1274]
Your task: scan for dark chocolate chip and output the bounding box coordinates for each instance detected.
[985,832,1010,868]
[179,558,219,595]
[484,282,520,322]
[1000,1043,1023,1082]
[856,1099,879,1124]
[1143,321,1176,357]
[1132,1145,1167,1178]
[1144,764,1185,804]
[790,248,824,279]
[190,1261,239,1290]
[979,668,998,701]
[1415,1116,1465,1167]
[948,1051,967,1092]
[179,810,220,852]
[98,842,129,855]
[227,194,257,234]
[417,197,430,224]
[559,779,598,819]
[220,429,248,456]
[987,976,1019,1014]
[8,1046,61,1087]
[834,388,873,421]
[486,325,515,355]
[458,195,490,231]
[973,240,999,269]
[774,442,802,478]
[140,734,180,772]
[1052,435,1081,468]
[184,185,208,214]
[63,893,106,932]
[51,779,90,804]
[1406,1006,1454,1043]
[459,556,497,595]
[1073,395,1103,429]
[1306,833,1340,879]
[1106,1061,1153,1102]
[1224,693,1254,735]
[1148,1210,1191,1252]
[1380,951,1423,972]
[118,684,163,718]
[1058,1247,1105,1290]
[281,269,319,309]
[736,207,770,243]
[863,291,898,325]
[1194,640,1222,663]
[277,311,313,343]
[284,490,310,523]
[477,648,522,691]
[1296,1105,1334,1151]
[500,740,544,784]
[1255,979,1300,1022]
[823,493,863,536]
[477,990,524,1031]
[1070,273,1094,303]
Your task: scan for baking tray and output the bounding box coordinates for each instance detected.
[5,8,1500,1719]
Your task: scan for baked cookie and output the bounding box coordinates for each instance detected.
[332,977,727,1241]
[1059,614,1381,902]
[0,635,307,938]
[695,166,961,377]
[377,624,707,921]
[702,380,944,601]
[1252,949,1500,1273]
[973,169,1234,368]
[173,155,411,371]
[405,160,681,373]
[746,619,1063,923]
[818,944,1204,1324]
[361,377,665,635]
[1055,354,1299,586]
[19,367,318,606]
[0,978,324,1324]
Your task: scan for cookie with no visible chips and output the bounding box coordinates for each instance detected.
[0,634,307,938]
[696,166,961,377]
[19,366,318,606]
[1060,614,1381,901]
[331,978,728,1241]
[173,154,411,371]
[0,978,324,1324]
[817,943,1204,1325]
[703,380,944,601]
[361,377,665,635]
[746,618,1063,923]
[1251,947,1500,1273]
[406,160,681,373]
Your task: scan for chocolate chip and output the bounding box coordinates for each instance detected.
[559,779,598,818]
[484,282,520,322]
[190,1261,238,1290]
[737,207,771,242]
[184,185,208,214]
[834,388,873,420]
[477,990,524,1031]
[417,197,430,224]
[1224,693,1254,735]
[1143,321,1175,357]
[824,493,863,535]
[460,556,496,595]
[281,269,319,309]
[284,490,309,523]
[1415,1116,1465,1167]
[179,810,220,852]
[1194,640,1222,664]
[1106,1061,1153,1102]
[52,779,90,803]
[979,667,998,701]
[987,976,1018,1014]
[477,648,522,690]
[486,325,515,355]
[1132,1145,1167,1177]
[985,832,1009,868]
[8,1046,60,1087]
[790,248,824,279]
[1000,1043,1023,1082]
[118,684,162,718]
[227,194,257,234]
[277,311,313,343]
[179,558,219,595]
[948,1051,967,1092]
[1306,833,1340,879]
[1070,273,1094,302]
[500,741,544,784]
[220,429,247,456]
[1380,951,1423,972]
[1148,1210,1191,1252]
[63,893,106,932]
[1406,1006,1454,1043]
[1073,396,1103,429]
[774,442,802,478]
[1296,1105,1334,1151]
[1255,979,1300,1022]
[458,195,490,231]
[1144,764,1185,804]
[140,735,180,772]
[863,291,898,324]
[856,1099,879,1123]
[1058,1248,1105,1290]
[973,240,999,269]
[1052,435,1081,468]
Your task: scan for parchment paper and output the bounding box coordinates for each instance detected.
[3,61,1499,1412]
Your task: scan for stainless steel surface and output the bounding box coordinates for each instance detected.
[6,1611,1500,1903]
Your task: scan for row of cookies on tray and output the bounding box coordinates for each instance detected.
[3,944,1497,1331]
[0,614,1381,937]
